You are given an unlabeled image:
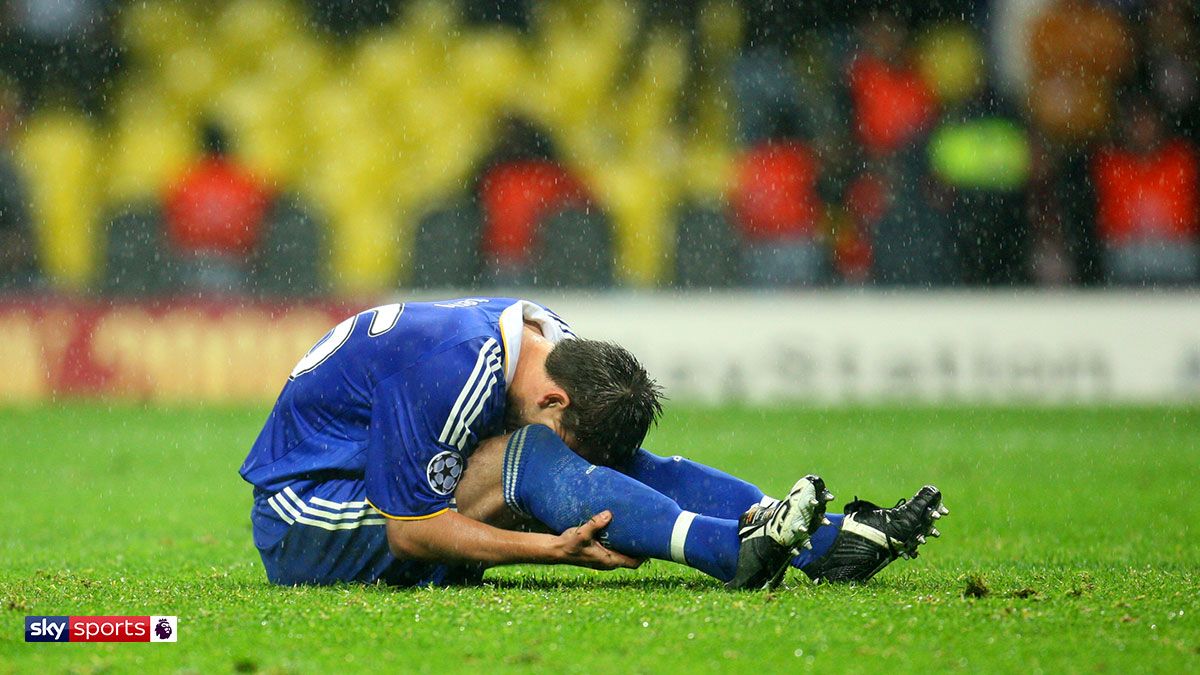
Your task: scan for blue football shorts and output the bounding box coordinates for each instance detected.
[250,477,484,587]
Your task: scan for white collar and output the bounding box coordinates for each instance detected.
[498,301,572,385]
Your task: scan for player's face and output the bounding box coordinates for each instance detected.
[504,394,577,450]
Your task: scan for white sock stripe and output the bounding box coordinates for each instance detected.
[502,429,517,505]
[503,427,530,518]
[502,430,514,507]
[670,511,698,565]
[841,515,890,548]
[506,430,524,514]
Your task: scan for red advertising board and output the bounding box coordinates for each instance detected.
[0,297,360,402]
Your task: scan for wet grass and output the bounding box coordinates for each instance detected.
[1,403,1197,673]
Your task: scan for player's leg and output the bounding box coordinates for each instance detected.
[457,429,945,586]
[618,447,847,569]
[799,487,949,583]
[496,424,831,587]
[454,429,741,581]
[616,449,768,520]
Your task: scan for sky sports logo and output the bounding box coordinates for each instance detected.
[25,616,177,642]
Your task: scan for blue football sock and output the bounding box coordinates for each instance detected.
[617,448,767,520]
[617,447,845,570]
[791,513,844,569]
[502,425,741,582]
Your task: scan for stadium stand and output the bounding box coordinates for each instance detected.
[0,0,1195,294]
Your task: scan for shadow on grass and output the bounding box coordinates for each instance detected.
[474,575,723,592]
[244,573,728,595]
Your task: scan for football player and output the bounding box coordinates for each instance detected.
[240,298,947,589]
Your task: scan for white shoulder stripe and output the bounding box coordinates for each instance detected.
[445,352,502,448]
[438,339,499,443]
[450,370,500,448]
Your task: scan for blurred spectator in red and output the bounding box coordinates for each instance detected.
[0,80,38,291]
[846,11,938,158]
[481,163,588,281]
[474,116,607,287]
[730,112,829,286]
[832,12,951,287]
[1092,94,1198,284]
[163,121,272,294]
[832,170,885,285]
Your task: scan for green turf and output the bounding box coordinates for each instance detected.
[1,403,1197,673]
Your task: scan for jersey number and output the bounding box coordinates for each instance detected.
[289,304,404,378]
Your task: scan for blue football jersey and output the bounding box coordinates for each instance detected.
[239,298,575,519]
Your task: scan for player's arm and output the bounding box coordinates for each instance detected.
[367,360,636,571]
[384,509,640,570]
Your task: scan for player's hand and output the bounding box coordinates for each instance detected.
[554,511,644,571]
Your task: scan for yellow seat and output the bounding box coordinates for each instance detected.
[681,143,735,203]
[298,125,401,293]
[104,83,193,205]
[697,0,743,61]
[117,0,197,65]
[455,30,529,110]
[215,0,303,74]
[591,159,678,286]
[160,44,224,111]
[263,35,332,101]
[214,76,297,185]
[916,23,985,107]
[13,111,101,289]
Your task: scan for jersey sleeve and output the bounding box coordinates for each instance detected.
[364,336,504,519]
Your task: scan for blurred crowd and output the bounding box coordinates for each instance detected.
[0,0,1197,295]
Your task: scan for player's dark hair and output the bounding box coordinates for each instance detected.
[544,338,664,466]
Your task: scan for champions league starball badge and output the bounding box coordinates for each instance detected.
[426,451,464,495]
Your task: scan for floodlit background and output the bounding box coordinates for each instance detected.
[1,0,1197,295]
[2,5,1199,672]
[0,0,1197,406]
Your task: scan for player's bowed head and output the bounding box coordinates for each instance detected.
[505,325,664,468]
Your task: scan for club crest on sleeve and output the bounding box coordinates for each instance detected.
[426,451,464,495]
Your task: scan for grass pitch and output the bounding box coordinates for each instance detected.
[1,403,1197,673]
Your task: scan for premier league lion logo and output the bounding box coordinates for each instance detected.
[426,451,464,495]
[154,618,173,640]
